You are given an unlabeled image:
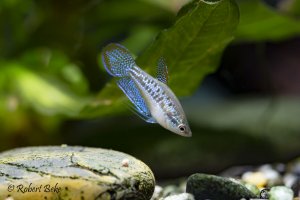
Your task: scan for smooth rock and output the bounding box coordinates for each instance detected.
[186,173,257,200]
[0,146,155,200]
[269,186,294,200]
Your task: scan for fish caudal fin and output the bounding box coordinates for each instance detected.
[101,43,136,77]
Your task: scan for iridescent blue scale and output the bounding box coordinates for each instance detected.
[101,43,192,137]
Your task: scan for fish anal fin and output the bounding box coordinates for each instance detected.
[117,77,156,123]
[126,102,156,124]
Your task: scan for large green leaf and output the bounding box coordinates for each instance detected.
[136,0,239,96]
[80,0,239,117]
[236,0,300,42]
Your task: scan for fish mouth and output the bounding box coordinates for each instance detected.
[185,132,192,137]
[182,130,192,137]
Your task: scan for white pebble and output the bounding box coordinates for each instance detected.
[258,164,280,185]
[269,186,294,200]
[150,185,163,200]
[162,193,194,200]
[242,171,267,187]
[283,173,297,188]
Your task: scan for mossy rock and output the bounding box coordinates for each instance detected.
[186,173,257,200]
[0,146,155,200]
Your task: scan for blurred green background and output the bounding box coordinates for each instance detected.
[1,0,300,179]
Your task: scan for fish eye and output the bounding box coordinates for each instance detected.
[178,124,186,132]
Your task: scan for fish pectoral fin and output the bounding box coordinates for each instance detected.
[117,77,156,124]
[157,57,168,85]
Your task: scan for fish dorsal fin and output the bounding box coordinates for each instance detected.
[157,57,168,85]
[117,77,156,123]
[102,43,136,77]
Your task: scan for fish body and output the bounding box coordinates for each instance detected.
[102,43,191,137]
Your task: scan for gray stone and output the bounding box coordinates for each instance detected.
[0,146,155,200]
[186,173,257,200]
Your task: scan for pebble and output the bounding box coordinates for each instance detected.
[151,185,163,200]
[242,172,268,188]
[162,193,195,200]
[258,165,281,186]
[283,173,300,197]
[162,185,184,197]
[269,186,294,200]
[241,165,281,188]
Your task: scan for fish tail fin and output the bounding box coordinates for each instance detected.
[101,43,136,77]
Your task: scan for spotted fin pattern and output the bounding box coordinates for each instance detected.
[157,57,168,84]
[117,77,156,123]
[102,43,135,77]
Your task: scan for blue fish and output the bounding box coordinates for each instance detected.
[102,43,192,137]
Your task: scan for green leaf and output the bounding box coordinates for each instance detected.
[137,0,239,96]
[81,0,239,117]
[236,0,300,42]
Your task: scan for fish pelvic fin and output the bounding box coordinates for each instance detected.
[101,43,136,77]
[117,77,156,123]
[157,57,168,84]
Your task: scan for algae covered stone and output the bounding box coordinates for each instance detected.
[0,146,155,200]
[186,173,257,200]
